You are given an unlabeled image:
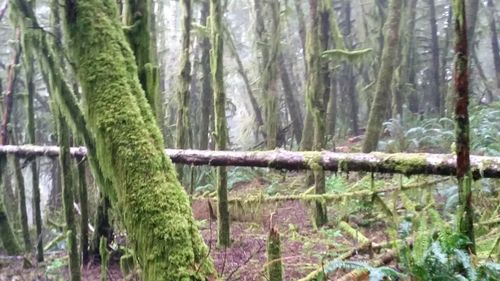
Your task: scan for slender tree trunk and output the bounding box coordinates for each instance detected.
[63,0,215,278]
[487,0,500,90]
[199,0,212,150]
[453,0,475,254]
[20,5,43,258]
[293,0,307,71]
[362,0,402,153]
[278,53,303,144]
[441,4,453,114]
[175,0,192,180]
[429,0,441,113]
[12,154,31,252]
[306,0,327,226]
[77,158,89,264]
[210,0,230,248]
[0,28,21,254]
[57,110,81,281]
[225,25,264,130]
[124,0,161,121]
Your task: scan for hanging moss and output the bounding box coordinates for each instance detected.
[63,0,214,279]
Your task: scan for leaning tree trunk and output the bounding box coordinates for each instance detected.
[57,110,81,281]
[63,0,214,279]
[210,0,230,248]
[362,0,402,153]
[453,0,475,254]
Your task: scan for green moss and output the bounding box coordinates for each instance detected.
[304,152,322,171]
[379,153,428,176]
[267,227,283,281]
[0,194,21,255]
[64,1,214,279]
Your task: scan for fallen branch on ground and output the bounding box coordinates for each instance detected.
[0,145,499,178]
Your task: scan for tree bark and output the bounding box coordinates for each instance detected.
[77,158,89,264]
[362,0,402,153]
[57,110,81,281]
[63,0,215,279]
[453,0,475,253]
[199,0,213,150]
[278,53,303,144]
[210,0,230,248]
[1,145,499,178]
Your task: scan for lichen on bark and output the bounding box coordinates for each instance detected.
[63,0,214,279]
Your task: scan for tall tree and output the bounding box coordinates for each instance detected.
[175,0,192,179]
[210,0,230,247]
[487,0,500,90]
[305,0,327,226]
[199,0,213,150]
[63,0,214,279]
[57,111,81,281]
[428,0,441,113]
[362,0,403,153]
[453,0,475,253]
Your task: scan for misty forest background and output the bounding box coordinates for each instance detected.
[0,0,499,280]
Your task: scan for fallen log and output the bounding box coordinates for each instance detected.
[0,145,499,178]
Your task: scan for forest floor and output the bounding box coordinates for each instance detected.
[1,171,495,280]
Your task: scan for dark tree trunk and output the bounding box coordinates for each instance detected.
[453,0,475,254]
[199,0,213,150]
[278,53,303,144]
[487,0,500,90]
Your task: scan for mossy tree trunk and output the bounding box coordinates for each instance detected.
[19,0,43,257]
[267,226,283,281]
[361,0,402,153]
[453,0,475,254]
[278,52,303,144]
[0,28,21,255]
[77,158,89,264]
[487,0,500,90]
[12,153,31,252]
[57,110,81,281]
[199,0,213,150]
[306,0,327,226]
[175,0,192,180]
[210,0,231,248]
[124,0,161,122]
[63,0,214,279]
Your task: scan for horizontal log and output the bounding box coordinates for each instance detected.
[0,145,499,178]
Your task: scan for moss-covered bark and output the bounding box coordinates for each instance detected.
[57,110,81,281]
[306,0,327,226]
[267,227,283,281]
[175,0,192,180]
[361,0,402,153]
[199,0,213,150]
[211,0,230,248]
[12,154,31,252]
[77,158,89,264]
[0,194,21,255]
[63,0,214,279]
[453,0,475,254]
[278,52,303,144]
[123,0,160,119]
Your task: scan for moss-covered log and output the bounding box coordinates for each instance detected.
[63,0,214,279]
[1,145,500,178]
